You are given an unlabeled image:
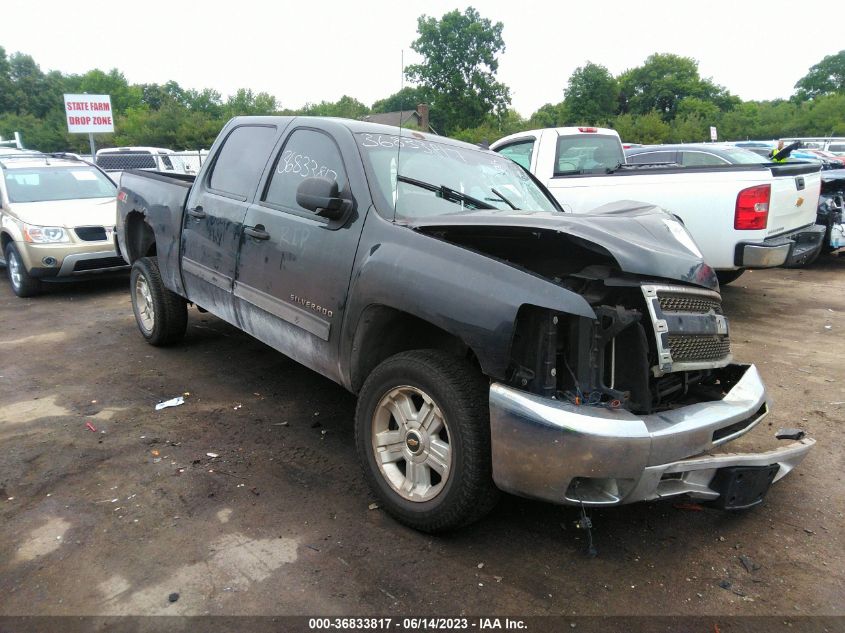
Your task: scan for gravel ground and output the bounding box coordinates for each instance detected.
[0,259,842,618]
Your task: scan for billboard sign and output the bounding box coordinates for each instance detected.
[63,94,114,134]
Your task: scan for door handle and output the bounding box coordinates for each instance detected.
[187,206,206,218]
[244,225,270,240]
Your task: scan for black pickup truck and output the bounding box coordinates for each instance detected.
[116,116,813,532]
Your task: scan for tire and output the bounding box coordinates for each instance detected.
[4,242,41,298]
[130,256,187,346]
[355,350,499,533]
[716,269,745,286]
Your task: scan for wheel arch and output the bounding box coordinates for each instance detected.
[123,211,157,263]
[348,304,480,394]
[0,230,13,250]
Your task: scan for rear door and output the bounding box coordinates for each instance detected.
[233,124,367,382]
[180,124,279,324]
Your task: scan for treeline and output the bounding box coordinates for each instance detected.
[452,53,845,146]
[2,15,844,152]
[0,46,381,152]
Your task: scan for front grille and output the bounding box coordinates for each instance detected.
[658,293,722,314]
[75,226,108,241]
[73,256,126,272]
[667,335,731,362]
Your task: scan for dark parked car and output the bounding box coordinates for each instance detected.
[625,143,771,167]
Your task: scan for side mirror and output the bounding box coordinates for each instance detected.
[296,177,351,220]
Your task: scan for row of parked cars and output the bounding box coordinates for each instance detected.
[0,120,829,532]
[0,145,212,296]
[3,131,839,298]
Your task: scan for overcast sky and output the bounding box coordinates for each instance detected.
[2,0,840,117]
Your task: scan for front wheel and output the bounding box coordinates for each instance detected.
[130,257,187,346]
[355,350,499,533]
[4,242,40,298]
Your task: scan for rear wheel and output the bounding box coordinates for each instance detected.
[716,269,745,286]
[130,256,187,346]
[355,350,499,533]
[4,242,40,298]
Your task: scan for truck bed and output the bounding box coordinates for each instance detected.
[116,169,195,295]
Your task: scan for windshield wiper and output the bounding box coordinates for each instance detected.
[397,174,495,210]
[489,187,519,210]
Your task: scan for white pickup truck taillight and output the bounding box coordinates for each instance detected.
[735,184,771,230]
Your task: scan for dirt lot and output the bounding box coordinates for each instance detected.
[0,259,843,618]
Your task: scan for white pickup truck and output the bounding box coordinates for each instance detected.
[491,127,825,284]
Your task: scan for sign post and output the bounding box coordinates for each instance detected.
[63,94,114,158]
[710,126,718,142]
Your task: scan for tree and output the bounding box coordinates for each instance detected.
[371,86,430,114]
[795,50,845,100]
[451,109,527,145]
[563,62,618,125]
[405,7,511,134]
[0,47,13,113]
[301,95,369,119]
[618,53,733,121]
[7,53,61,118]
[528,102,567,128]
[224,89,277,117]
[0,112,70,151]
[670,114,708,143]
[800,93,845,135]
[74,69,143,114]
[184,88,223,116]
[612,111,671,144]
[675,96,720,122]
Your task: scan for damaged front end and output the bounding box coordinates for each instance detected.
[493,277,814,508]
[412,211,814,509]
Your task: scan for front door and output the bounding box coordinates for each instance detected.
[234,126,365,382]
[180,124,279,324]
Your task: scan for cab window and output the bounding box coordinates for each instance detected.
[627,151,677,165]
[680,151,728,167]
[208,125,278,199]
[554,135,625,175]
[496,139,535,170]
[263,129,348,214]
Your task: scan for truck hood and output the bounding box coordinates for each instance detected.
[405,200,718,290]
[10,197,116,228]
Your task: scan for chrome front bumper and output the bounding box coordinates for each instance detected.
[489,364,814,506]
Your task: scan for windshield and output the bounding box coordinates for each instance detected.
[4,166,116,202]
[356,133,558,219]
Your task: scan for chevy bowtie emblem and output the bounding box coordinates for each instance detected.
[407,438,419,448]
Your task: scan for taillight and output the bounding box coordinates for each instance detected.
[735,184,770,230]
[578,127,598,133]
[117,190,127,202]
